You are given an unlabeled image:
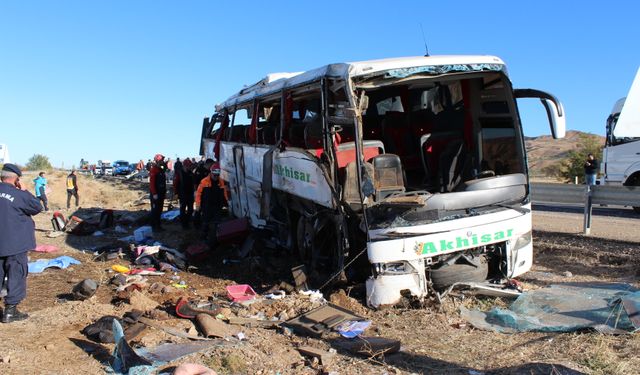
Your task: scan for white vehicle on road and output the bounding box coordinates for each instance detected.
[601,68,640,212]
[201,55,565,307]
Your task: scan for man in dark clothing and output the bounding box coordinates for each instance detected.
[66,169,79,209]
[584,153,598,185]
[149,154,167,233]
[0,164,42,323]
[195,163,225,243]
[173,158,195,229]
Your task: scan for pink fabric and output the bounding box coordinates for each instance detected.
[34,244,59,253]
[173,363,217,375]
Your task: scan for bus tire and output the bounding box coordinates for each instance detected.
[429,256,488,291]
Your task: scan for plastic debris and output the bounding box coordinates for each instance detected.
[114,225,128,233]
[265,290,286,300]
[112,265,131,274]
[160,209,180,221]
[335,320,372,338]
[300,289,325,303]
[226,284,257,302]
[133,226,153,243]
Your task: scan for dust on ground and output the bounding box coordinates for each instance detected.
[0,173,639,375]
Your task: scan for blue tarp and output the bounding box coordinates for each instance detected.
[460,283,640,334]
[28,256,81,273]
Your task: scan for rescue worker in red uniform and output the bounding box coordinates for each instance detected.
[149,154,167,233]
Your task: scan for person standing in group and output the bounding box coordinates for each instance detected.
[149,154,167,233]
[195,163,226,244]
[584,153,598,185]
[174,158,195,229]
[166,158,174,172]
[33,171,49,211]
[0,164,42,323]
[66,169,79,209]
[136,159,145,172]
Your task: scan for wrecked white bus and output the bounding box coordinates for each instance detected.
[200,56,566,307]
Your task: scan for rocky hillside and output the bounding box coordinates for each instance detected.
[525,130,604,178]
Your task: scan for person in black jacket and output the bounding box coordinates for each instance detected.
[173,158,195,229]
[584,153,598,185]
[0,164,42,323]
[66,169,79,209]
[149,154,167,233]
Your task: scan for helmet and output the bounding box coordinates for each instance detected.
[210,163,221,175]
[154,154,165,162]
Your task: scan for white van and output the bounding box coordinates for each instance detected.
[202,56,565,307]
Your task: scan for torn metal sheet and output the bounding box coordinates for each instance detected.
[460,283,640,334]
[440,282,522,300]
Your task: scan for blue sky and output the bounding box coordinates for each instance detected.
[1,1,639,167]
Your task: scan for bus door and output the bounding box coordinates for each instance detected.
[232,145,250,218]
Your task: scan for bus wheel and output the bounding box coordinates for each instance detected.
[626,175,640,213]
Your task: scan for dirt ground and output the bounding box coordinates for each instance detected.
[0,173,639,375]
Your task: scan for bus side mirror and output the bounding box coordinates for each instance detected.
[541,99,566,139]
[514,89,566,139]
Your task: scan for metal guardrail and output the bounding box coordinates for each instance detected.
[530,183,640,234]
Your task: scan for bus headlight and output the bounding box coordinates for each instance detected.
[512,231,532,251]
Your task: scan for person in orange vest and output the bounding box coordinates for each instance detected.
[195,163,225,243]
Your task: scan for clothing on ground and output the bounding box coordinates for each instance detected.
[28,255,81,273]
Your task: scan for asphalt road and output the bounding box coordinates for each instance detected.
[532,202,639,219]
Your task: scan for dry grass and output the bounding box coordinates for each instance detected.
[22,170,144,210]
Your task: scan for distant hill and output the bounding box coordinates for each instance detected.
[525,130,605,178]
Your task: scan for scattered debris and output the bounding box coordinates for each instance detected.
[175,297,222,319]
[331,336,401,357]
[196,313,231,338]
[297,346,336,366]
[284,303,364,337]
[160,209,180,221]
[72,279,98,300]
[128,290,160,311]
[291,265,308,290]
[460,282,640,333]
[226,284,257,302]
[134,226,153,242]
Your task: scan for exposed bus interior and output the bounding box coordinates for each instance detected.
[346,73,528,227]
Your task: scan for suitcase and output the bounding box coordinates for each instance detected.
[51,211,67,231]
[216,218,250,243]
